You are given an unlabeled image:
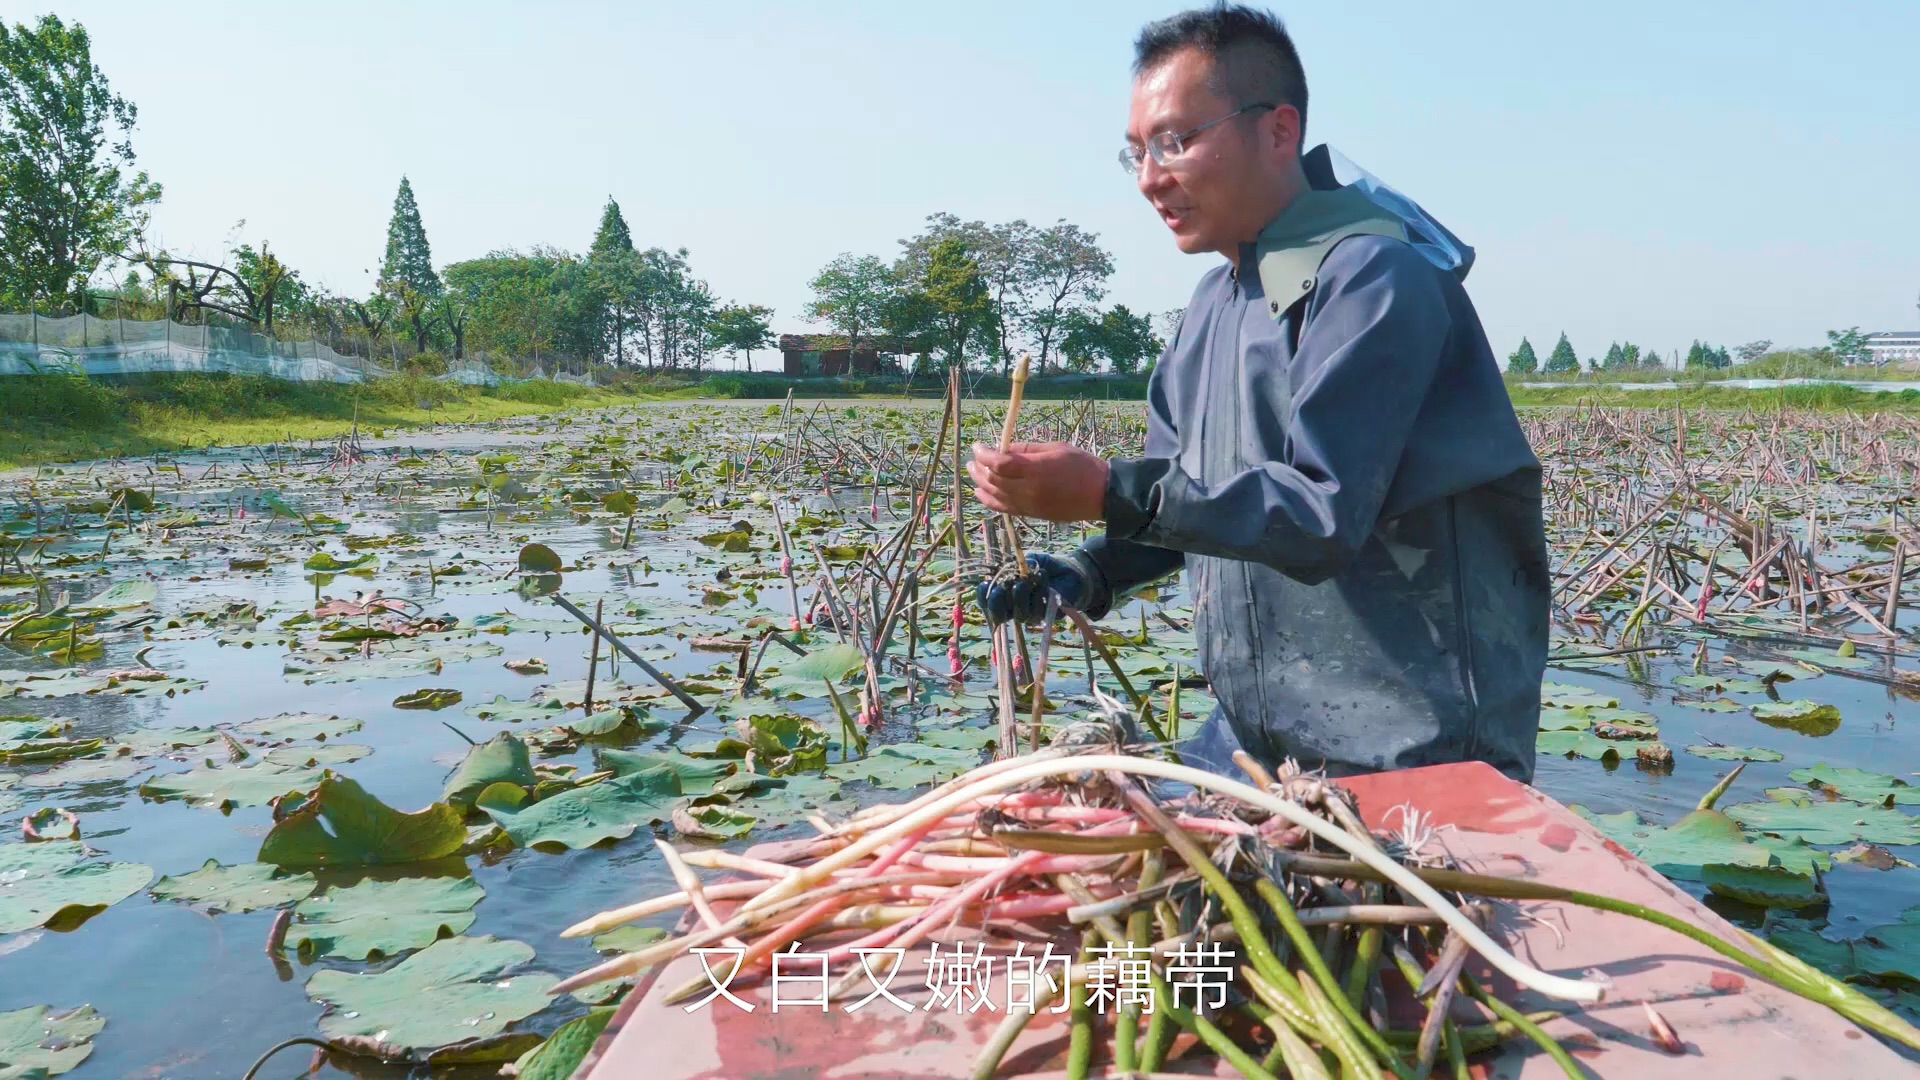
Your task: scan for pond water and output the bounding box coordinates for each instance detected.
[1,401,1916,1077]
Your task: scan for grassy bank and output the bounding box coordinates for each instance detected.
[1507,381,1920,413]
[0,372,632,467]
[0,370,1153,467]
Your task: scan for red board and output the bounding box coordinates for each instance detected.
[578,761,1914,1078]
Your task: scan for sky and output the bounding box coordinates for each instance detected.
[39,0,1920,369]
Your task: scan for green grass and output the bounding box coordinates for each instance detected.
[0,372,631,467]
[1507,382,1920,413]
[0,369,1157,467]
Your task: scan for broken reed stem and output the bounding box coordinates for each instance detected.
[583,598,602,715]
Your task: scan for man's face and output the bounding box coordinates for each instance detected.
[1127,48,1296,258]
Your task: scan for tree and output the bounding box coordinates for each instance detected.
[707,303,774,370]
[1826,327,1870,366]
[1619,342,1642,370]
[588,197,637,364]
[434,290,469,360]
[379,176,439,298]
[1098,305,1161,374]
[633,246,716,370]
[1505,338,1538,375]
[1683,340,1731,370]
[1543,333,1579,374]
[1021,222,1113,373]
[0,14,162,307]
[918,236,995,371]
[1059,305,1161,374]
[806,253,894,361]
[443,248,600,373]
[897,213,1036,374]
[1734,339,1773,365]
[1601,341,1625,371]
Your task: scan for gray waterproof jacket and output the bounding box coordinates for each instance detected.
[1075,175,1548,782]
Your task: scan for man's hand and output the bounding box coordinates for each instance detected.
[968,441,1109,524]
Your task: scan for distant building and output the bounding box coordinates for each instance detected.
[779,334,913,376]
[1864,331,1920,366]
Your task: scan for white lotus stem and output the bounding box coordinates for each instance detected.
[739,753,1607,1004]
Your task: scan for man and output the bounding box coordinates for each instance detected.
[970,5,1549,782]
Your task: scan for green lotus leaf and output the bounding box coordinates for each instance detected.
[287,875,483,960]
[480,767,682,850]
[305,935,556,1053]
[149,860,317,914]
[0,1003,104,1079]
[0,841,151,934]
[259,775,466,868]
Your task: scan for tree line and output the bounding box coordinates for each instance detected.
[1504,330,1881,376]
[0,13,1167,377]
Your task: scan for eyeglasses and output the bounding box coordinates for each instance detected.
[1119,103,1275,175]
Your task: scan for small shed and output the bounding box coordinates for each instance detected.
[779,334,910,377]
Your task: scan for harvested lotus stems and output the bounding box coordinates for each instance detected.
[555,723,1920,1078]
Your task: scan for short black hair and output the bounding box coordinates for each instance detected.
[1133,4,1308,141]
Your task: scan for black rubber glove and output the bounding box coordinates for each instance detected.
[976,552,1096,626]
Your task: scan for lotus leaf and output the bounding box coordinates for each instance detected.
[1788,763,1920,806]
[513,1006,616,1080]
[393,687,464,711]
[1685,744,1784,762]
[149,860,317,913]
[0,1003,103,1079]
[304,552,378,572]
[1538,682,1618,708]
[1700,863,1824,909]
[1751,699,1842,735]
[599,747,733,790]
[1726,789,1920,846]
[826,743,982,790]
[138,761,325,810]
[287,875,483,960]
[0,841,151,933]
[442,734,536,813]
[259,775,466,868]
[236,712,362,742]
[305,935,556,1052]
[481,766,682,850]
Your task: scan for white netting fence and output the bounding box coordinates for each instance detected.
[0,313,395,383]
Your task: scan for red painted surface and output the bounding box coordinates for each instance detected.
[578,761,1915,1079]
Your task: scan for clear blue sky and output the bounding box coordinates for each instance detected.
[46,0,1920,367]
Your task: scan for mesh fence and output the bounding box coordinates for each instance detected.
[0,313,395,383]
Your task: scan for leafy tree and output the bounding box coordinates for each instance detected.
[897,213,1037,374]
[1021,221,1113,373]
[228,242,303,333]
[806,253,895,362]
[588,197,637,364]
[1058,305,1161,374]
[707,303,774,370]
[1505,338,1537,375]
[1826,326,1870,366]
[1543,332,1579,374]
[1619,342,1642,370]
[1734,339,1773,365]
[0,14,162,307]
[443,248,600,372]
[1059,309,1102,373]
[633,246,715,370]
[1683,340,1732,370]
[1600,341,1624,371]
[918,236,995,371]
[434,290,470,360]
[379,176,439,298]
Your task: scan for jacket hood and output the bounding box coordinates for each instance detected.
[1302,144,1475,281]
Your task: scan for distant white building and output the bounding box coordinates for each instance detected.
[1865,331,1920,366]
